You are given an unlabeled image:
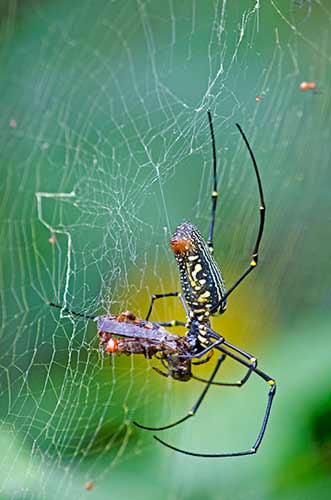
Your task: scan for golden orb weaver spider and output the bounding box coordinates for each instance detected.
[50,111,276,458]
[132,111,276,457]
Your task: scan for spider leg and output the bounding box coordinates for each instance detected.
[192,353,255,387]
[133,353,227,432]
[177,338,224,361]
[192,350,213,365]
[206,110,219,254]
[212,123,266,311]
[155,320,186,328]
[203,326,256,362]
[145,292,189,323]
[201,327,257,386]
[154,343,276,458]
[192,364,254,387]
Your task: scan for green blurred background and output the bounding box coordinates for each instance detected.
[0,0,331,498]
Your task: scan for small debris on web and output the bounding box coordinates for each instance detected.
[48,234,57,245]
[299,81,317,92]
[85,481,94,491]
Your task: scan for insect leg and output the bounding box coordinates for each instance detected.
[48,302,96,320]
[152,366,170,378]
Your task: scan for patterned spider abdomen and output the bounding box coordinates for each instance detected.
[170,221,227,317]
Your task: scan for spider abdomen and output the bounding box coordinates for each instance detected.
[170,221,226,316]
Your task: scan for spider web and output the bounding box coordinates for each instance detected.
[1,0,331,498]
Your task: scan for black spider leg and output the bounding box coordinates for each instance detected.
[192,328,257,387]
[48,302,96,321]
[212,123,266,312]
[133,338,225,431]
[206,110,219,253]
[192,350,213,365]
[192,355,254,387]
[185,324,255,386]
[156,320,187,327]
[154,343,276,458]
[145,292,188,327]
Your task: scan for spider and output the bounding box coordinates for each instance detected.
[131,110,276,457]
[50,111,276,458]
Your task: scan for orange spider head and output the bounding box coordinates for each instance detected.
[170,221,196,255]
